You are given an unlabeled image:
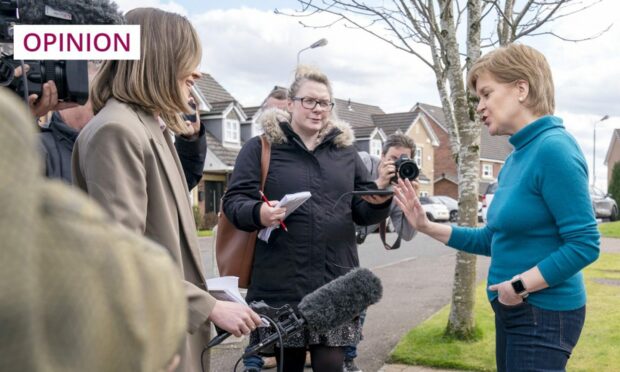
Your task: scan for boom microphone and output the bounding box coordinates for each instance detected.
[206,268,383,353]
[298,267,383,331]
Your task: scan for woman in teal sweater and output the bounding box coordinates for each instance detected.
[394,43,599,372]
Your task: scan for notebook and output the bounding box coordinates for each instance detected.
[258,191,311,242]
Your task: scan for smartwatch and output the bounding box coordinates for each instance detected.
[510,275,529,298]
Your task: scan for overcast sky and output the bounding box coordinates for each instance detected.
[115,0,620,191]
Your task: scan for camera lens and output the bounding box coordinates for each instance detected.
[398,162,419,180]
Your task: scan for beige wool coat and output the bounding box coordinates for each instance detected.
[72,98,216,372]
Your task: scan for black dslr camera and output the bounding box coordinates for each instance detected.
[0,0,89,105]
[391,154,420,184]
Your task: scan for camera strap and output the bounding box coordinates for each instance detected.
[379,218,404,250]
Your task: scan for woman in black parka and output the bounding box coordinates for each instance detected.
[223,65,391,372]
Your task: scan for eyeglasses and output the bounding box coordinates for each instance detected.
[292,96,335,111]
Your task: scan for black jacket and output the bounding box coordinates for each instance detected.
[40,112,207,190]
[223,109,391,306]
[40,112,79,184]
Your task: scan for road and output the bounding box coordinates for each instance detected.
[201,229,491,372]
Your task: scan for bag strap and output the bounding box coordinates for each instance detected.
[259,135,271,189]
[379,218,403,250]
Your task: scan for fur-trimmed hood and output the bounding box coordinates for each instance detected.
[257,108,355,148]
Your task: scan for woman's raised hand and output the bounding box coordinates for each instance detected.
[393,178,430,232]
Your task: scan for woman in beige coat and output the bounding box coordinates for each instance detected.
[72,8,261,372]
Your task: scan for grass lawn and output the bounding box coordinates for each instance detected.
[197,230,213,237]
[390,253,620,371]
[599,221,620,238]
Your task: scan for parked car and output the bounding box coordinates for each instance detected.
[419,196,450,222]
[481,182,498,223]
[590,186,618,221]
[430,195,458,222]
[431,195,483,223]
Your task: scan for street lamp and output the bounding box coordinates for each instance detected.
[592,114,610,187]
[296,38,328,64]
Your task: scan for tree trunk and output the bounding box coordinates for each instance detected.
[439,0,481,340]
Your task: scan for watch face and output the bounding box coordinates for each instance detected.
[511,279,526,294]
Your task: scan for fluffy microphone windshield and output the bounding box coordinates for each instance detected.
[297,268,382,331]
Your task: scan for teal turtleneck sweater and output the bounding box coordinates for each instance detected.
[448,116,600,311]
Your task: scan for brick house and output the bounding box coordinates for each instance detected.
[411,103,513,199]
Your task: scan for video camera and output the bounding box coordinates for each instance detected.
[0,0,89,105]
[391,154,420,184]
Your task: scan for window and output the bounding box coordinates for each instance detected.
[482,163,493,179]
[224,119,239,143]
[415,147,423,167]
[370,139,382,157]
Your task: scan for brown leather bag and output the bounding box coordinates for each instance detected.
[215,135,271,288]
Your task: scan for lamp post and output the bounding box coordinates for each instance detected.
[296,38,328,64]
[592,114,610,187]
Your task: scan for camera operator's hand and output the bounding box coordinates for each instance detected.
[208,300,263,337]
[15,65,76,118]
[28,81,58,118]
[375,159,395,189]
[260,201,286,228]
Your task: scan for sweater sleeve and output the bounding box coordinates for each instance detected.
[447,225,493,256]
[534,135,600,287]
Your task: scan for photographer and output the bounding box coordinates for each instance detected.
[355,133,419,245]
[346,133,418,372]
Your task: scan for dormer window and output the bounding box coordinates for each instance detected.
[224,119,240,143]
[370,139,382,157]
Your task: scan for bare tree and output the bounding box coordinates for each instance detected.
[278,0,610,339]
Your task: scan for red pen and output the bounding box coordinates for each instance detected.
[259,190,288,232]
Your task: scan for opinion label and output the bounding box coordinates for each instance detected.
[13,25,140,60]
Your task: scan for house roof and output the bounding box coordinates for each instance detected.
[207,101,233,115]
[371,111,418,134]
[195,73,236,104]
[412,102,512,162]
[604,128,620,165]
[204,129,241,167]
[244,106,261,121]
[354,125,378,138]
[414,102,448,131]
[480,127,513,161]
[334,98,384,128]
